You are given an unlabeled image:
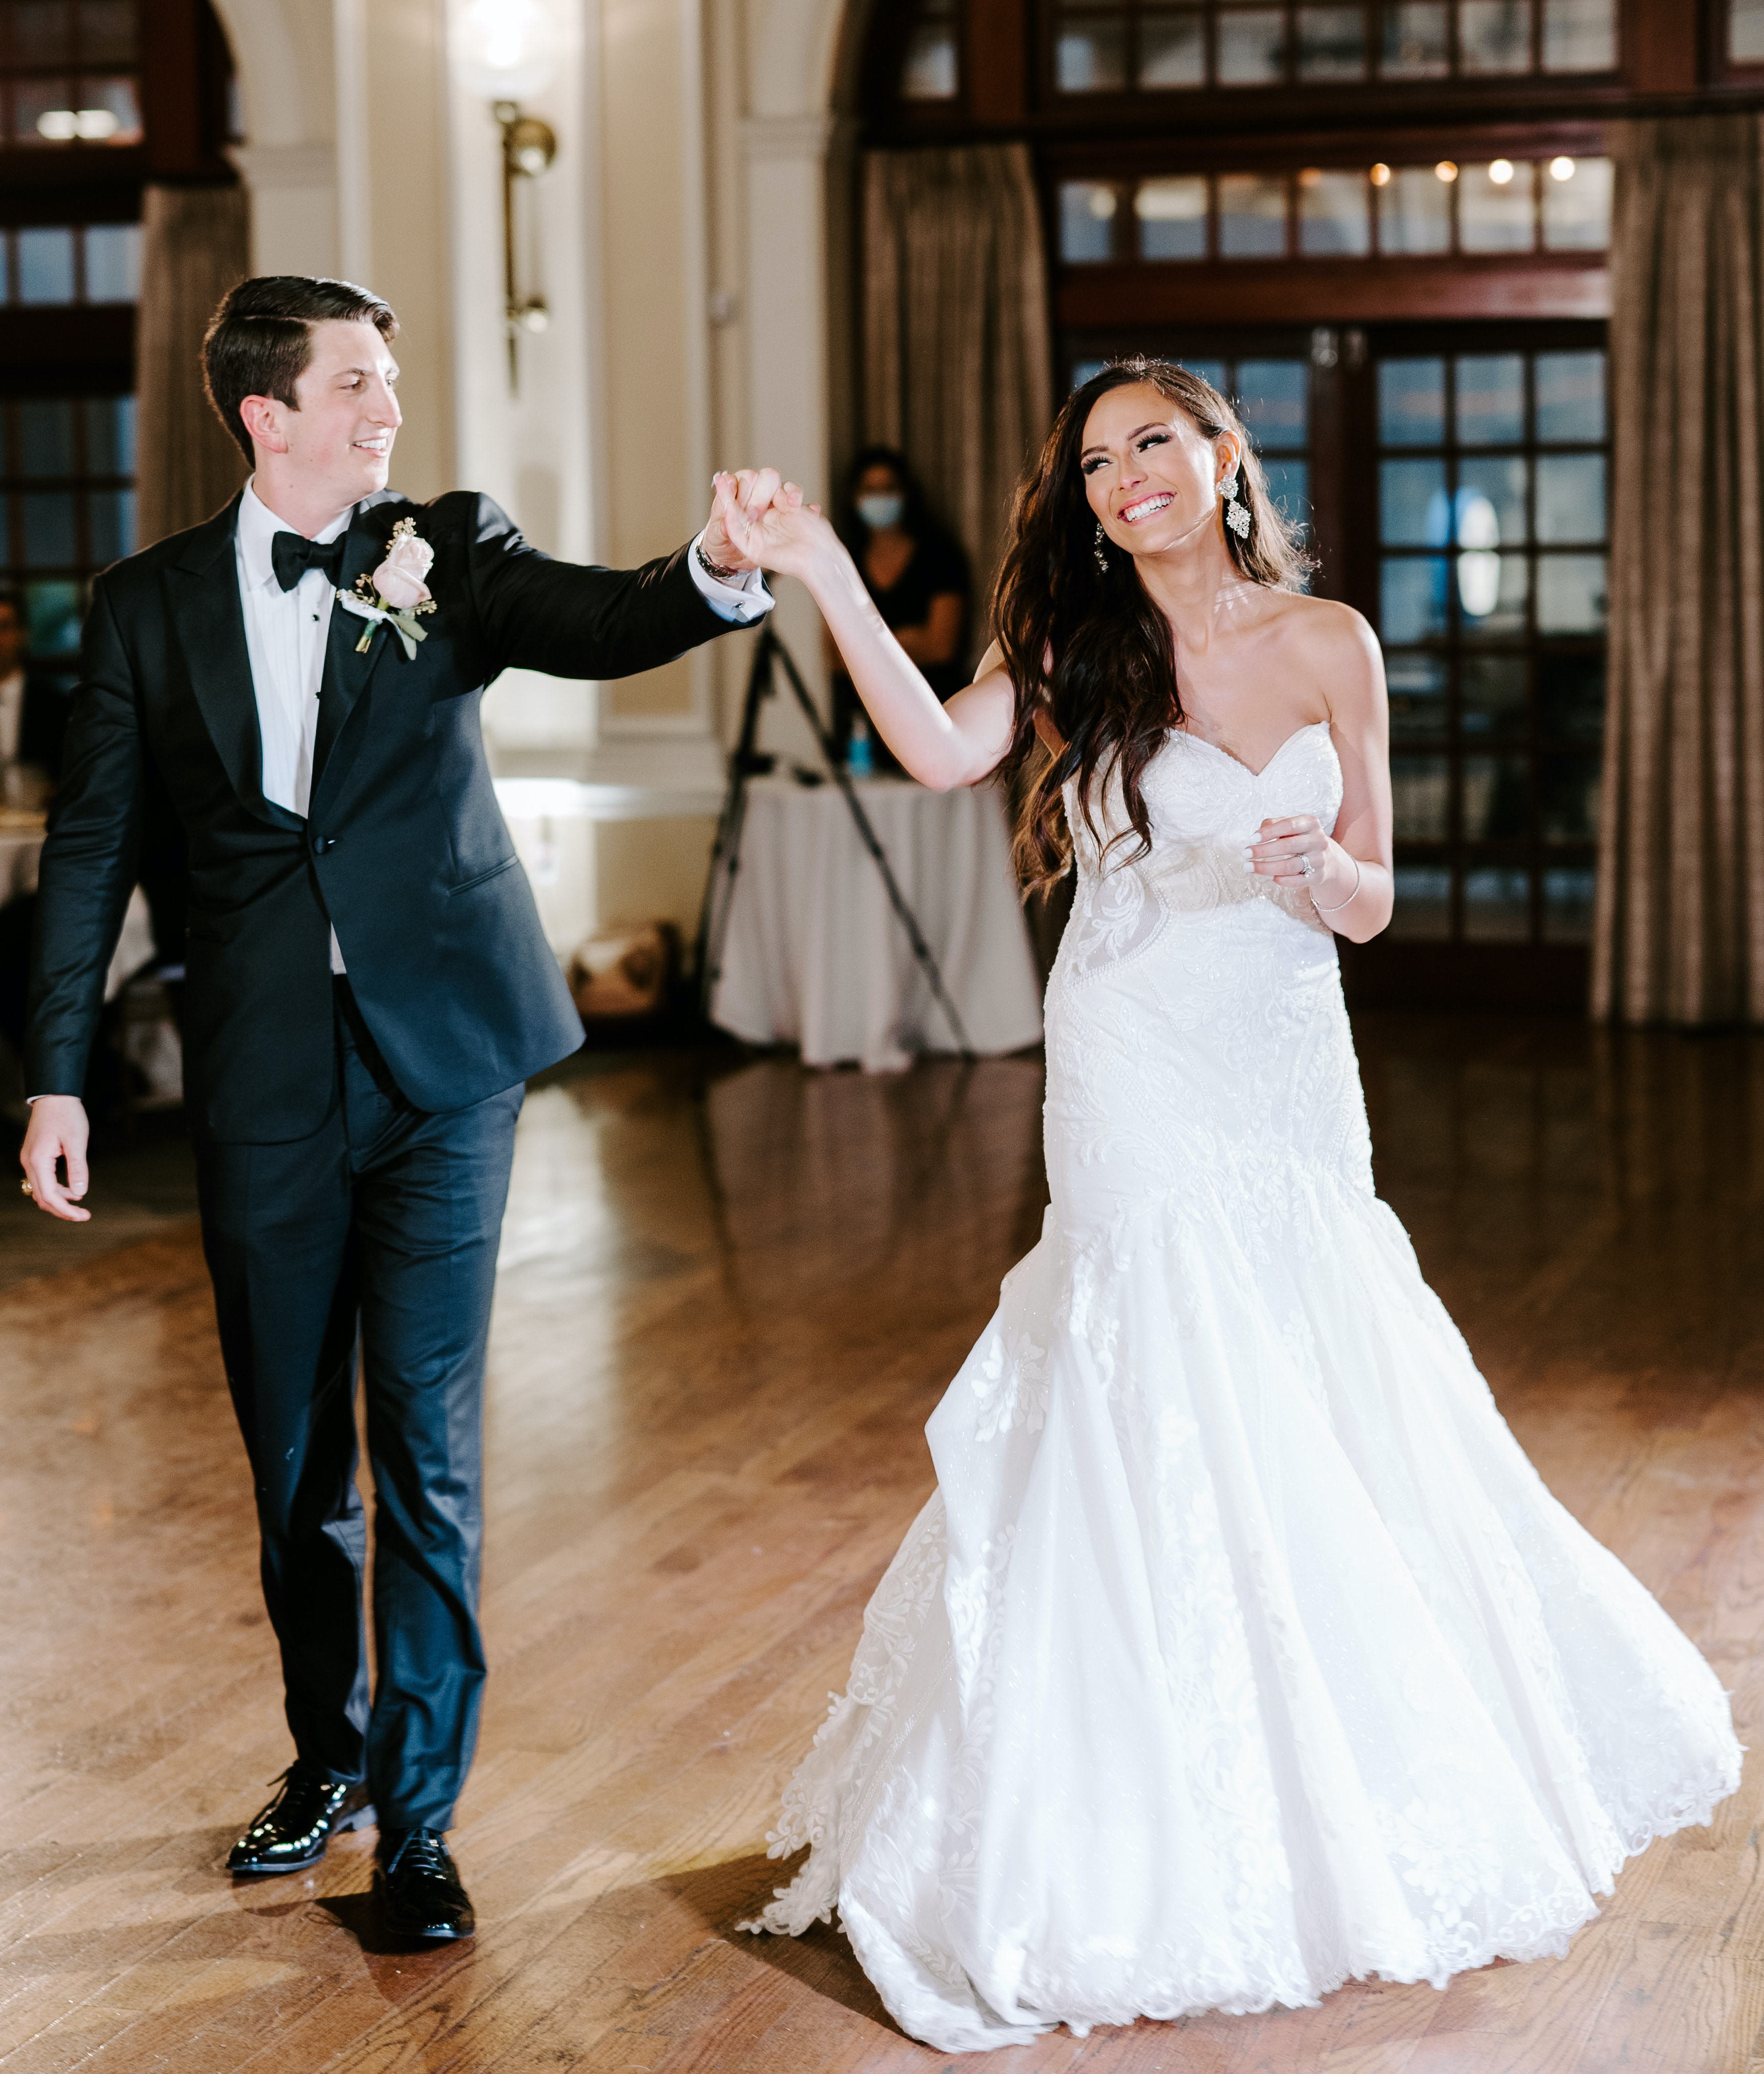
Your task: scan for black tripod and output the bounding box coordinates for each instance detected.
[694,626,975,1062]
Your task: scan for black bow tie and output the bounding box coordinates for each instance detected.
[270,531,348,594]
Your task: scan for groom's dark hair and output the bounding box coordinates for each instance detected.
[202,276,399,463]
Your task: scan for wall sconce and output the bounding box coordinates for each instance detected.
[455,0,559,391]
[496,103,556,388]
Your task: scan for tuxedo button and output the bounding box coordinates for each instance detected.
[312,836,335,854]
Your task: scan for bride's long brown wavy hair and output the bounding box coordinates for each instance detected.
[992,358,1311,893]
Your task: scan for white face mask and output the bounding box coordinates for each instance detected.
[855,492,906,532]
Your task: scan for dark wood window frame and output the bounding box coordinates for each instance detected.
[1712,0,1764,84]
[846,0,1754,1008]
[0,0,145,151]
[0,0,236,674]
[1041,0,1625,102]
[1040,122,1613,337]
[1361,322,1605,965]
[1052,153,1612,270]
[1055,317,1605,1006]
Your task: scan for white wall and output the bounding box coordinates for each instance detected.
[213,0,340,276]
[443,0,600,776]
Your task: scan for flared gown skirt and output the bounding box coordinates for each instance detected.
[743,888,1741,2052]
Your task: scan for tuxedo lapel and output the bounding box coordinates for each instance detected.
[166,496,304,833]
[311,512,394,805]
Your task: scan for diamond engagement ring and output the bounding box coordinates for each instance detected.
[1297,854,1316,879]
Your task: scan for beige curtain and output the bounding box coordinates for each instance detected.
[1594,117,1764,1023]
[134,183,250,549]
[862,142,1052,635]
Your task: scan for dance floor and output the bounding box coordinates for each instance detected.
[3,1013,1764,2073]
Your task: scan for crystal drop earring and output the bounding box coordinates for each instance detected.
[1094,520,1109,574]
[1218,469,1251,540]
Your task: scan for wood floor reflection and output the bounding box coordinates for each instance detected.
[3,1015,1764,2072]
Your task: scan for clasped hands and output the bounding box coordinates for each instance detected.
[702,470,830,583]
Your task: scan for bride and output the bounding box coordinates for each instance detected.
[712,358,1742,2053]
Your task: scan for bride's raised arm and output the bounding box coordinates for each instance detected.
[713,473,1017,792]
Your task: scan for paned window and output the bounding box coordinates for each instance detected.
[1056,157,1612,264]
[0,394,137,673]
[1050,0,1616,92]
[900,0,960,100]
[1732,0,1764,63]
[0,222,140,304]
[1376,345,1606,944]
[0,0,142,146]
[1071,350,1315,537]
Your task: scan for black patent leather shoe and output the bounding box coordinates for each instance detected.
[227,1764,375,1877]
[373,1827,476,1941]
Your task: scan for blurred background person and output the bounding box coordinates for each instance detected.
[829,447,970,779]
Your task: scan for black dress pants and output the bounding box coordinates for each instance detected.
[195,978,523,1830]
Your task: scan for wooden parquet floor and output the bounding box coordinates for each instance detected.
[4,1015,1764,2073]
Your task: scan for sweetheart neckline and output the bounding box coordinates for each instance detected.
[1171,719,1333,782]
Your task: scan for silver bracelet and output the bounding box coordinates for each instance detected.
[1312,853,1362,914]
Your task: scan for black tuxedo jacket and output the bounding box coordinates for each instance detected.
[26,489,737,1141]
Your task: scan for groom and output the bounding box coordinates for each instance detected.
[18,275,778,1940]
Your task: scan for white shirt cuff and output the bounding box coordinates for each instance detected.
[688,530,774,625]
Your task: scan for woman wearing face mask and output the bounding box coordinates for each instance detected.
[828,447,970,778]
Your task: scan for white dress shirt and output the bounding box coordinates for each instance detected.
[687,535,774,625]
[235,482,351,971]
[235,478,774,978]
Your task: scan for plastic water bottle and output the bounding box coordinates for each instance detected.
[847,712,874,779]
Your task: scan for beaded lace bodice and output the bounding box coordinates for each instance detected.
[1061,719,1342,974]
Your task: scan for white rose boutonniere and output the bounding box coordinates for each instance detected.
[335,517,439,660]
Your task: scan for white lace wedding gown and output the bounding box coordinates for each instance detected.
[742,721,1741,2052]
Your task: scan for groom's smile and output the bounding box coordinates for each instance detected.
[238,316,403,535]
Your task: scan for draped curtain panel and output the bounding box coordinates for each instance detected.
[135,183,250,550]
[1595,117,1764,1024]
[861,142,1053,643]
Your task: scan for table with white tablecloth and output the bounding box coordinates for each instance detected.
[708,775,1043,1072]
[0,813,156,1004]
[0,816,47,906]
